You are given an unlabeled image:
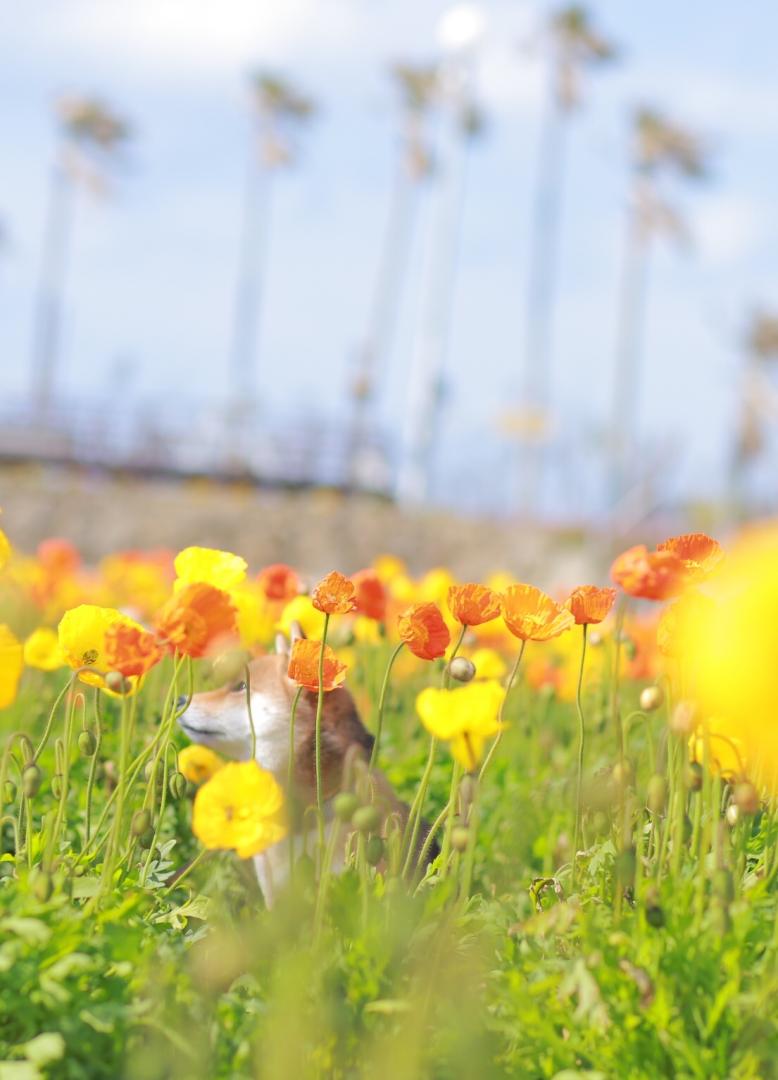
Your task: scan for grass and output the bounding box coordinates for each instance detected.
[1,631,778,1079]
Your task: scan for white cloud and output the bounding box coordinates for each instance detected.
[692,195,762,266]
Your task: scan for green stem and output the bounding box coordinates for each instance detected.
[287,686,303,883]
[572,624,588,889]
[244,664,257,760]
[478,639,527,783]
[401,737,438,878]
[438,758,463,881]
[162,847,210,894]
[369,641,404,769]
[314,613,331,855]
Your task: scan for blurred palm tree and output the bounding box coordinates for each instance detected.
[346,63,439,490]
[30,96,130,415]
[518,5,616,513]
[610,108,707,507]
[229,72,314,419]
[397,78,485,505]
[730,309,778,512]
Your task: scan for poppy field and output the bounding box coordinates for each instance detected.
[1,523,778,1079]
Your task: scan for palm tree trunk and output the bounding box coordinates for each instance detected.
[347,133,419,488]
[519,90,569,516]
[30,158,75,417]
[610,181,651,510]
[396,110,470,506]
[229,132,274,436]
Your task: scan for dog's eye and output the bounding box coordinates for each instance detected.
[230,680,247,694]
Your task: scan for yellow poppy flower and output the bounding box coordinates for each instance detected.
[372,554,407,584]
[0,625,23,708]
[178,745,225,785]
[416,680,505,771]
[192,761,287,858]
[468,647,508,680]
[0,529,11,571]
[23,627,66,671]
[57,604,146,690]
[276,595,325,640]
[232,584,276,648]
[173,547,247,592]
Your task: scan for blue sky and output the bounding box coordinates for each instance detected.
[0,1,776,515]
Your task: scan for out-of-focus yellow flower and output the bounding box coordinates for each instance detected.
[418,568,456,607]
[468,647,507,680]
[23,627,66,671]
[486,571,514,593]
[178,745,225,785]
[415,680,505,771]
[173,547,247,592]
[276,595,324,640]
[353,616,382,645]
[681,525,778,792]
[192,761,286,858]
[232,584,277,648]
[0,625,23,708]
[58,604,146,690]
[689,719,747,782]
[0,529,11,571]
[99,551,173,617]
[373,554,406,583]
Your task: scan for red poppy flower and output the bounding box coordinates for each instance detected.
[287,639,347,692]
[311,571,357,615]
[565,585,617,625]
[351,569,387,621]
[447,583,501,627]
[258,563,300,602]
[397,602,451,660]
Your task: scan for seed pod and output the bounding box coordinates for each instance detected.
[448,657,476,684]
[451,826,470,853]
[51,775,64,799]
[78,730,97,756]
[686,762,704,792]
[131,808,153,837]
[18,735,35,767]
[138,828,155,850]
[733,782,759,816]
[168,772,187,801]
[31,870,52,903]
[365,835,384,866]
[22,764,42,798]
[333,792,359,823]
[352,805,381,834]
[670,701,696,737]
[645,901,665,928]
[612,761,633,788]
[647,775,666,814]
[3,780,17,803]
[458,774,476,813]
[726,803,739,827]
[104,671,130,694]
[640,685,664,713]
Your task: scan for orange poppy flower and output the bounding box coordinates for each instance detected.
[287,638,347,692]
[447,583,501,627]
[610,545,686,601]
[656,533,723,583]
[311,570,357,615]
[258,563,300,602]
[501,584,575,642]
[104,622,163,678]
[397,602,451,660]
[351,569,387,622]
[565,585,617,625]
[155,582,238,658]
[37,538,81,576]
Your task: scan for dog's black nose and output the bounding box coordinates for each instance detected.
[176,695,188,709]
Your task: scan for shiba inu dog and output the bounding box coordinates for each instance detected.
[178,628,426,905]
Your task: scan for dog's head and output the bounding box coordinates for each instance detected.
[177,630,374,796]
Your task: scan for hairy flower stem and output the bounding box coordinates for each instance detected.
[243,664,257,760]
[369,641,404,770]
[572,625,589,890]
[401,738,438,879]
[479,639,526,784]
[162,847,210,895]
[140,658,185,885]
[314,613,331,858]
[84,690,103,846]
[438,758,463,881]
[287,686,303,883]
[47,685,81,868]
[314,814,342,940]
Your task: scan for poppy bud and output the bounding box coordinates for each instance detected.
[3,780,16,803]
[78,730,97,757]
[138,828,155,850]
[31,869,52,903]
[169,772,187,801]
[352,805,381,834]
[451,826,470,853]
[19,736,35,767]
[670,702,696,736]
[211,649,251,686]
[725,804,739,827]
[733,782,759,816]
[612,761,632,788]
[458,775,476,813]
[645,900,665,928]
[333,792,360,823]
[22,764,42,798]
[131,809,153,837]
[448,657,476,684]
[686,762,703,791]
[365,835,384,866]
[640,685,664,713]
[104,671,130,694]
[647,775,666,814]
[51,775,64,799]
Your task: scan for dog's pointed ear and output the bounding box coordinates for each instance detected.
[290,620,306,643]
[275,632,290,657]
